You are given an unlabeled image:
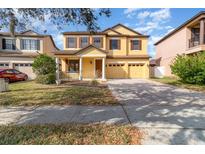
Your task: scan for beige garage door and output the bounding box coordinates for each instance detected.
[0,63,9,69]
[14,63,36,79]
[128,63,145,78]
[106,63,126,79]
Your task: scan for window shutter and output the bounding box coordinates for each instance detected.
[12,39,16,50]
[79,37,82,48]
[37,40,40,50]
[138,40,142,50]
[118,40,121,50]
[20,39,24,50]
[100,37,103,48]
[131,40,133,50]
[75,38,77,48]
[109,40,112,50]
[2,38,5,49]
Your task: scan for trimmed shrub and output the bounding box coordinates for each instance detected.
[35,73,56,84]
[171,52,205,84]
[90,80,99,86]
[32,54,56,75]
[32,54,56,84]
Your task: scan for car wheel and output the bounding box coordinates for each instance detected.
[24,75,28,81]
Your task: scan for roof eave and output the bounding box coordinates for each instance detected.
[154,11,205,46]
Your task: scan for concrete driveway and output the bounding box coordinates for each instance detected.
[107,79,205,144]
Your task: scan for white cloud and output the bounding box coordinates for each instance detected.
[135,21,158,34]
[149,8,170,21]
[137,11,150,19]
[124,8,140,14]
[134,9,171,34]
[123,8,144,19]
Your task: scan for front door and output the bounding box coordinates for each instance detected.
[95,59,102,78]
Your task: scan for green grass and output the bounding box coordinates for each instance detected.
[151,77,205,92]
[0,81,118,106]
[0,124,142,145]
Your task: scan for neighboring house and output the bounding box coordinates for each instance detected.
[155,11,205,76]
[54,24,150,81]
[0,30,59,79]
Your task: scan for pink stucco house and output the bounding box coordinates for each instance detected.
[154,11,205,76]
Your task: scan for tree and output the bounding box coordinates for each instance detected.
[0,8,111,34]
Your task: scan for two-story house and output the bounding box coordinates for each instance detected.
[155,11,205,76]
[54,24,150,81]
[0,30,59,79]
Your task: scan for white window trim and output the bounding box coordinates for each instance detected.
[20,38,41,52]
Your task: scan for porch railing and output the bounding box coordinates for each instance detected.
[189,37,200,48]
[188,35,205,48]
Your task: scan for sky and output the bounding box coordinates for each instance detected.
[2,8,205,58]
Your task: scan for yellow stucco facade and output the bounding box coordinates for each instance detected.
[55,24,150,80]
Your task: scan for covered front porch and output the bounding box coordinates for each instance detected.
[55,45,107,84]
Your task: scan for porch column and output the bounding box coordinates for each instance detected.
[79,57,82,80]
[102,57,106,80]
[55,57,60,85]
[200,19,205,45]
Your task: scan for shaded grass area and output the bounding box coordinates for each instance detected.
[151,77,205,92]
[0,124,142,145]
[0,81,118,106]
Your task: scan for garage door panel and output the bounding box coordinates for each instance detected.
[128,63,145,78]
[0,63,9,69]
[106,63,126,79]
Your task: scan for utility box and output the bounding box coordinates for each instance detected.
[0,78,9,92]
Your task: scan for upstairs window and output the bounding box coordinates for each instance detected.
[80,37,89,48]
[68,60,79,73]
[20,39,40,50]
[2,38,16,50]
[109,39,120,50]
[131,40,142,50]
[93,37,103,48]
[67,37,77,48]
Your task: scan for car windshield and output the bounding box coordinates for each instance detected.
[12,70,21,74]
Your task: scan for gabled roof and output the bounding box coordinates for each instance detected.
[102,28,122,35]
[54,45,106,55]
[108,23,143,35]
[155,11,205,45]
[62,23,149,37]
[20,30,39,35]
[75,45,107,55]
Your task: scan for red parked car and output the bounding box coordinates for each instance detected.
[0,69,28,82]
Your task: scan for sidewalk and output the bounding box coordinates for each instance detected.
[0,105,129,125]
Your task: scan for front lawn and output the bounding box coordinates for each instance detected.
[151,77,205,92]
[0,124,142,144]
[0,81,118,106]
